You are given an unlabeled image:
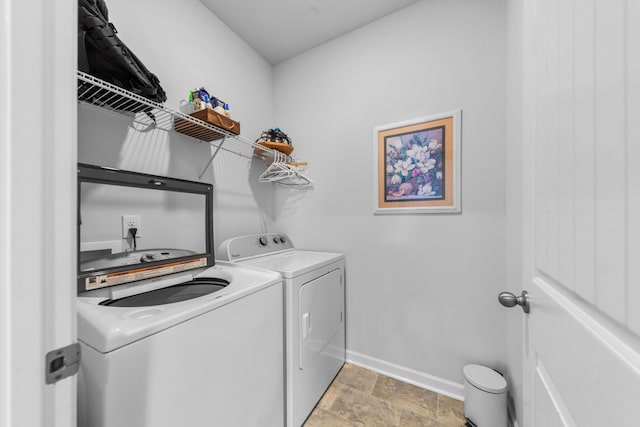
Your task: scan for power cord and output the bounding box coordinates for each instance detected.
[129,227,138,251]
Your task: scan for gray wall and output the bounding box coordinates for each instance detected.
[273,0,508,396]
[78,0,511,401]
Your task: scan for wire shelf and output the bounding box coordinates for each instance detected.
[76,71,311,187]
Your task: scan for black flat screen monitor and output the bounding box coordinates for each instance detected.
[77,163,214,293]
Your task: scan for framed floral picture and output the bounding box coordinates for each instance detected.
[373,110,461,214]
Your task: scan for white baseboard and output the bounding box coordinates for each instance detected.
[346,350,465,401]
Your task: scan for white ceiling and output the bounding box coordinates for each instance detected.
[199,0,420,65]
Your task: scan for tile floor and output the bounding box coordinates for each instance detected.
[303,363,466,427]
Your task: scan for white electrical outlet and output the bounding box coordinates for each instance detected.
[122,215,142,238]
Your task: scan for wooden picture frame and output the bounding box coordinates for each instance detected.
[373,110,461,214]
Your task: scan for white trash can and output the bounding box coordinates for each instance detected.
[463,364,508,427]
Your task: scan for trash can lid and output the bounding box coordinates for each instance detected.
[463,364,508,394]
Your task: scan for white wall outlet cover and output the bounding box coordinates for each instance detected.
[121,215,142,238]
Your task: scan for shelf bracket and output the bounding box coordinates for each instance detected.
[198,137,227,179]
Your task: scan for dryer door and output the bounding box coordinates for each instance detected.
[299,269,343,370]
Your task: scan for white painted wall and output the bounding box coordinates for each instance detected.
[273,0,507,396]
[77,0,278,248]
[76,0,513,405]
[80,184,206,253]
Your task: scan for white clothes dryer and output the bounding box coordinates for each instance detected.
[219,233,345,427]
[77,262,284,427]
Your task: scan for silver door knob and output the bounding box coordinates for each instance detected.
[498,290,530,313]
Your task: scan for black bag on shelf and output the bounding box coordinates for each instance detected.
[78,0,167,107]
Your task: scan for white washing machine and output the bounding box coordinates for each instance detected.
[76,164,286,426]
[77,262,285,427]
[219,233,345,427]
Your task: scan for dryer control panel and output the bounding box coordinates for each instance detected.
[218,233,294,261]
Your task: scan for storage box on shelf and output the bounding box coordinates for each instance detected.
[253,141,294,157]
[76,71,311,187]
[174,108,240,142]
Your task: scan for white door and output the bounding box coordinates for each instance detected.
[517,0,640,425]
[0,0,77,425]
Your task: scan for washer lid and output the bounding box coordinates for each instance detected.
[77,262,281,353]
[463,364,508,393]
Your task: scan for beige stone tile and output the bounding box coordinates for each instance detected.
[399,409,447,427]
[437,394,466,427]
[399,408,444,427]
[306,364,466,427]
[303,408,365,427]
[334,363,379,394]
[329,385,402,427]
[372,375,439,419]
[316,382,348,411]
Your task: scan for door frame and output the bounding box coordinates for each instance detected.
[0,0,77,425]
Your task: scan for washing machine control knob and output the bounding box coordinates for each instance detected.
[259,236,268,246]
[273,237,280,244]
[280,236,286,243]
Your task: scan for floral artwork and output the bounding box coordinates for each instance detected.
[374,111,461,214]
[384,127,445,201]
